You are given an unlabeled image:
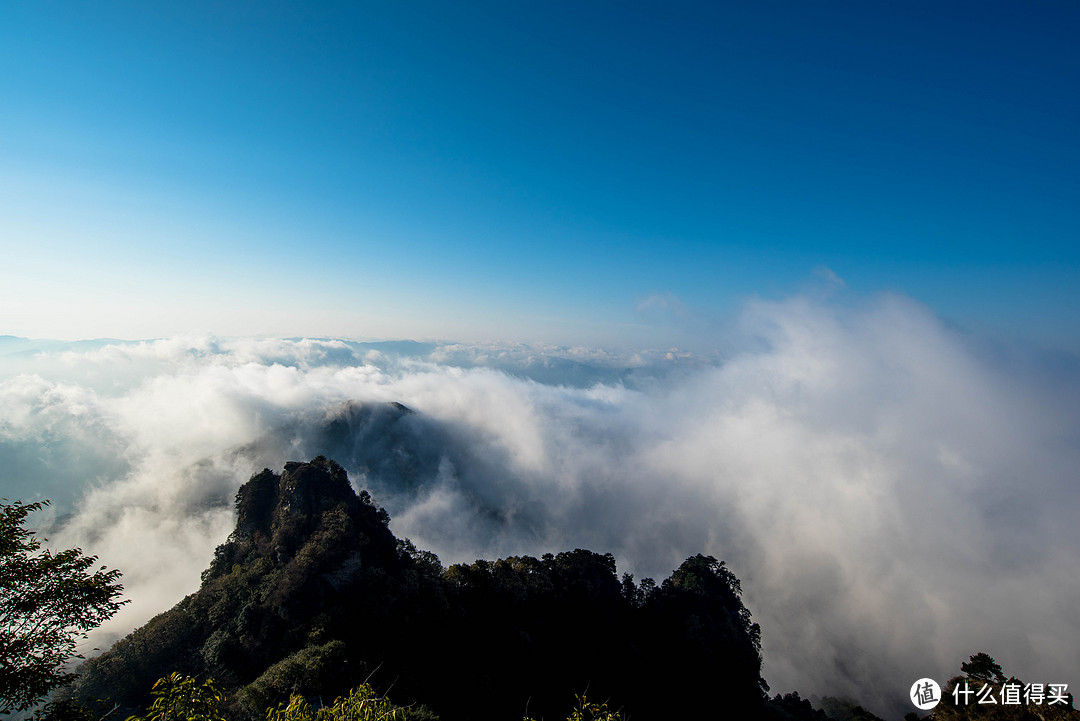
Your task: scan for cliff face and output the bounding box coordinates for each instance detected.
[213,457,393,575]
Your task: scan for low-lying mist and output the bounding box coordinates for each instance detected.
[1,292,1077,715]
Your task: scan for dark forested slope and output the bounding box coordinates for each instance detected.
[69,457,770,719]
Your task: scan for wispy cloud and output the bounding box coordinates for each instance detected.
[634,290,691,319]
[812,264,846,287]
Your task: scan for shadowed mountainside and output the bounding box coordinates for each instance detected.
[67,457,773,720]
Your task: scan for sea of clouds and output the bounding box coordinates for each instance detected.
[2,291,1077,715]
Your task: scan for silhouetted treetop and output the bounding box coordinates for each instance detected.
[961,652,1006,685]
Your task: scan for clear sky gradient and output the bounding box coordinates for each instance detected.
[2,1,1077,348]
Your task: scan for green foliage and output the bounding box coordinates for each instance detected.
[357,489,391,526]
[525,694,626,721]
[265,684,414,721]
[125,673,226,721]
[0,498,127,713]
[31,696,123,721]
[125,673,418,721]
[240,641,347,712]
[396,537,442,577]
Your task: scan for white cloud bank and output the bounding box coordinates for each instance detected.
[1,292,1077,715]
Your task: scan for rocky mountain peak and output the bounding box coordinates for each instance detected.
[208,457,396,582]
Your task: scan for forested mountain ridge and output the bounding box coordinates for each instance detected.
[67,457,774,719]
[48,457,1068,720]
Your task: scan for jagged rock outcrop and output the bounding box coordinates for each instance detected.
[209,457,394,578]
[67,458,408,716]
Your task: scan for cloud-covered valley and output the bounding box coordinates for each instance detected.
[1,292,1077,714]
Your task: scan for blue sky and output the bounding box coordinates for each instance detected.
[2,1,1077,348]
